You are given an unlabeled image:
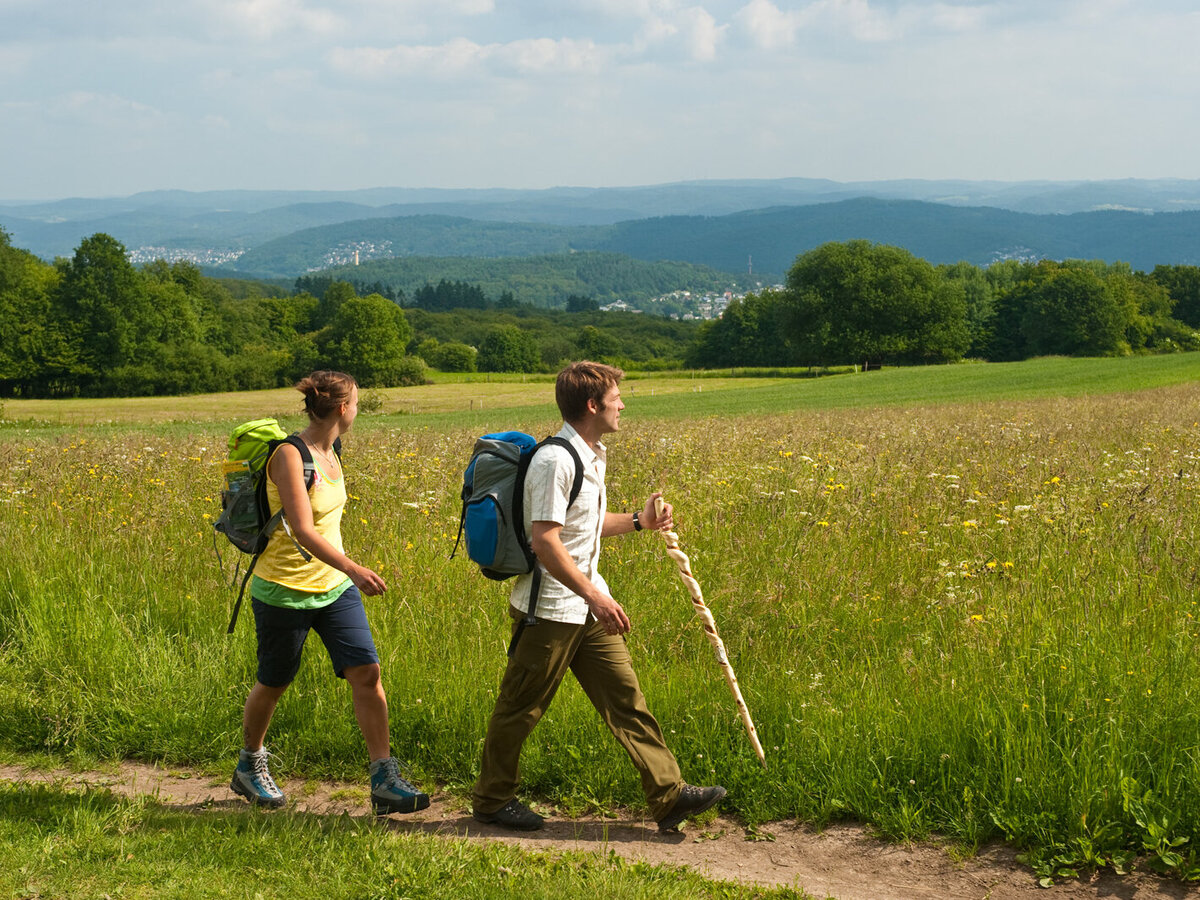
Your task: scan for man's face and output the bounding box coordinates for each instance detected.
[594,383,624,434]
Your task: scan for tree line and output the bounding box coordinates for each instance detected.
[688,240,1200,368]
[4,229,1199,399]
[0,230,699,398]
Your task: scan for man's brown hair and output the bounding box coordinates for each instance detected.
[556,361,624,423]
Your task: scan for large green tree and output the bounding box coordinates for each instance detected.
[54,233,156,392]
[0,229,79,396]
[321,293,413,387]
[686,290,797,367]
[477,325,540,373]
[990,262,1135,360]
[1151,265,1200,327]
[785,241,969,366]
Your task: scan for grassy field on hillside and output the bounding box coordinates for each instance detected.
[3,354,1200,882]
[6,354,1199,427]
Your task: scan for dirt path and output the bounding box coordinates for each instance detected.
[2,761,1195,900]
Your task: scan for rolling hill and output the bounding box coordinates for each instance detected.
[225,198,1200,280]
[6,177,1200,264]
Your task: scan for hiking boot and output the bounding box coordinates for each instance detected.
[231,747,286,809]
[657,783,727,832]
[472,798,545,831]
[370,757,430,815]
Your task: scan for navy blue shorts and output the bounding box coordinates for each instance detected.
[251,584,380,688]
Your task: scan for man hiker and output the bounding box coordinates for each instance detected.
[471,360,727,832]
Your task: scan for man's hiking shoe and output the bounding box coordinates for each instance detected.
[657,783,727,832]
[472,798,545,831]
[370,757,430,815]
[231,748,286,809]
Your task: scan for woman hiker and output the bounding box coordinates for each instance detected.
[231,370,429,815]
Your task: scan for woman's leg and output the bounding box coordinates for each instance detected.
[343,663,390,760]
[242,681,290,751]
[311,585,387,758]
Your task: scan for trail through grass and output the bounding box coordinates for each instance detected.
[0,782,805,899]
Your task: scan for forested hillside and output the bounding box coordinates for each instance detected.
[0,229,701,398]
[7,178,1200,263]
[222,200,1200,280]
[4,227,1199,399]
[314,252,742,308]
[234,216,591,277]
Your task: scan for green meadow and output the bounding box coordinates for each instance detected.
[0,782,802,900]
[3,354,1200,886]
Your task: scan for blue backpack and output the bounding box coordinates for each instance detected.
[452,431,583,580]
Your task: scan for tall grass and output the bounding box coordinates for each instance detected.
[2,359,1200,878]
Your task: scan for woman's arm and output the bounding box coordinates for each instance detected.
[268,443,386,595]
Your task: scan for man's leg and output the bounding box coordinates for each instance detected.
[570,618,682,821]
[472,613,583,816]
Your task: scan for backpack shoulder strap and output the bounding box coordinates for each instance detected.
[280,434,318,491]
[508,437,586,654]
[536,436,585,507]
[228,436,317,635]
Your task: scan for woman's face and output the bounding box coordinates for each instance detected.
[339,385,359,432]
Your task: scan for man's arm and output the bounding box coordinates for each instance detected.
[530,521,631,635]
[601,492,674,537]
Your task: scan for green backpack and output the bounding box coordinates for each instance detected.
[213,419,336,632]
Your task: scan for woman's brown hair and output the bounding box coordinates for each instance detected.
[295,370,357,421]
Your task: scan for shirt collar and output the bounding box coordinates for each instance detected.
[560,421,604,465]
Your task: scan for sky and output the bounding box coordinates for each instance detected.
[1,0,1198,201]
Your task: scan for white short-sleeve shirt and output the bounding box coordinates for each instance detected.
[509,422,608,624]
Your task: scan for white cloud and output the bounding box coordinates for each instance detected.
[680,6,725,60]
[4,0,1200,198]
[330,38,483,78]
[337,0,494,12]
[628,4,730,61]
[497,37,605,73]
[330,35,605,79]
[48,91,163,128]
[210,0,341,39]
[733,0,805,49]
[733,0,993,50]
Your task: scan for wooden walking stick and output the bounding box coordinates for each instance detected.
[654,497,767,769]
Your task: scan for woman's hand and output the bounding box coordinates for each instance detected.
[348,563,387,596]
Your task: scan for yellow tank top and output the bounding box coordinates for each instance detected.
[254,444,348,592]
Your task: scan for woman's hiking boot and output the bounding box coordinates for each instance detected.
[657,783,727,832]
[231,747,286,808]
[472,797,545,831]
[370,757,431,815]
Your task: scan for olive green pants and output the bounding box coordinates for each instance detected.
[472,608,682,820]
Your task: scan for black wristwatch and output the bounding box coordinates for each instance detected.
[632,511,643,531]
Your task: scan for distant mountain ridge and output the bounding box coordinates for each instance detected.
[224,198,1200,279]
[6,177,1200,263]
